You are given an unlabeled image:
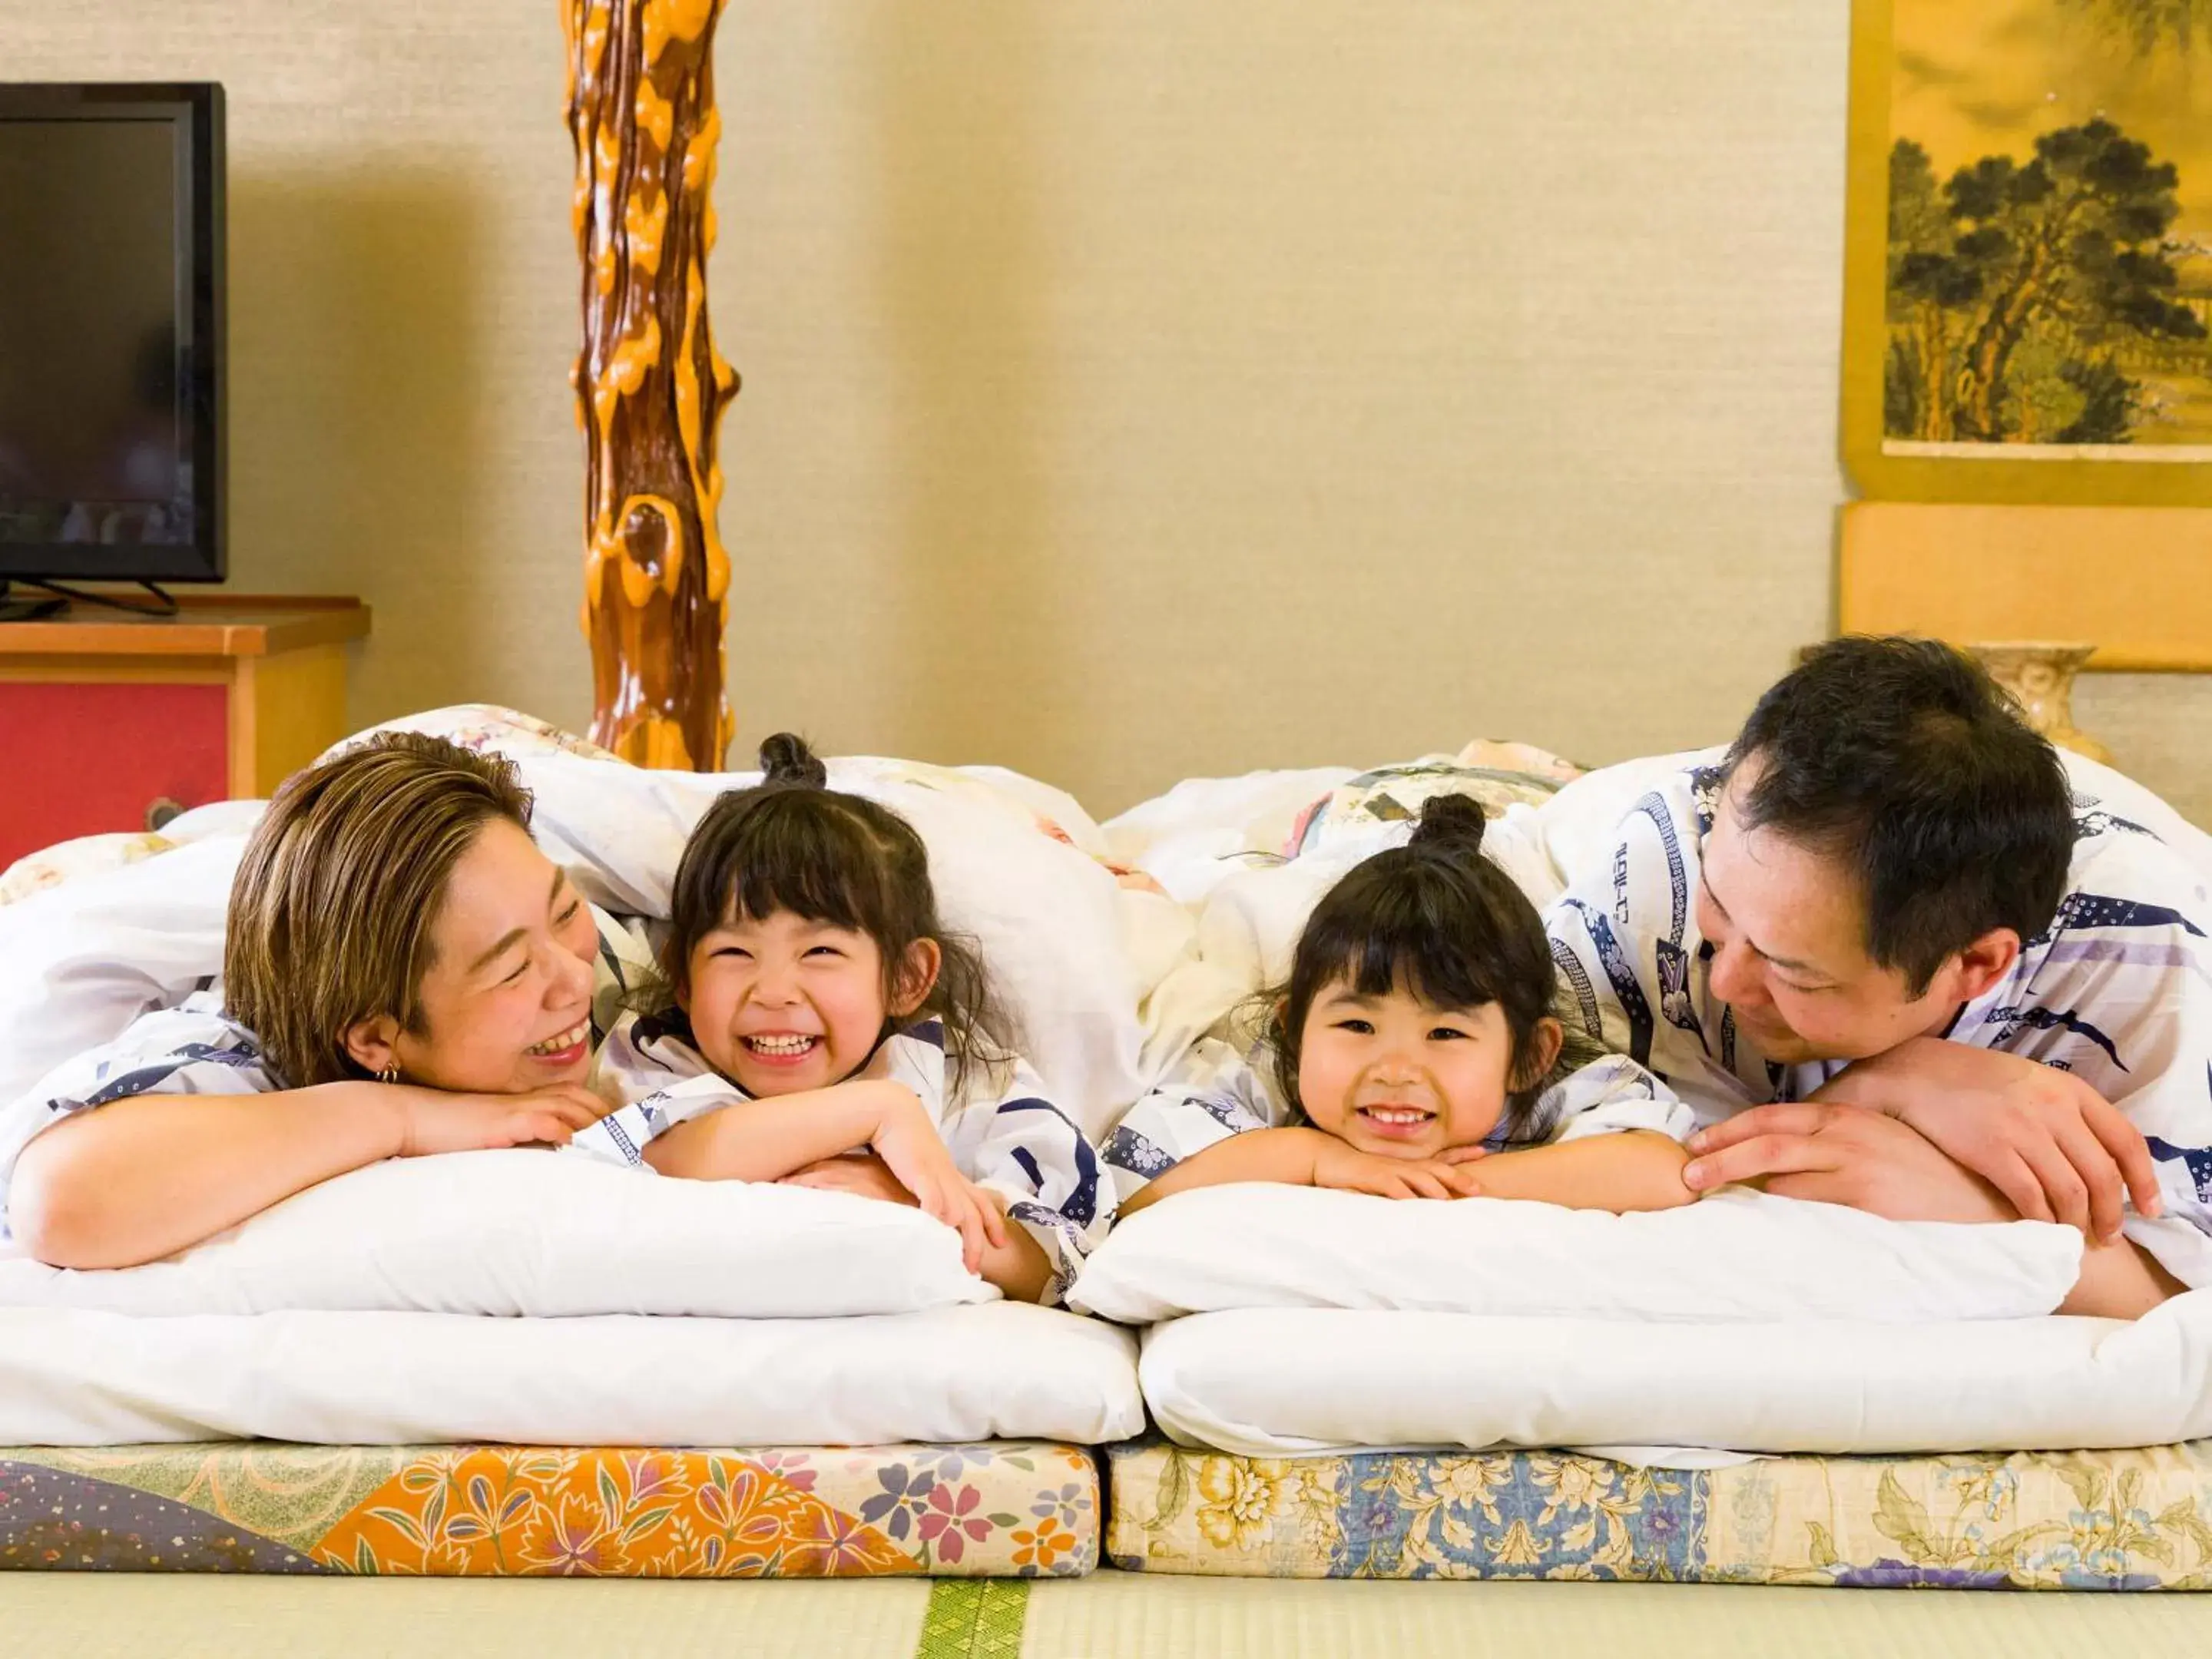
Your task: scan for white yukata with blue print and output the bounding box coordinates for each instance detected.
[1101,1036,1694,1206]
[0,906,657,1240]
[1544,760,2212,1289]
[575,1012,1114,1305]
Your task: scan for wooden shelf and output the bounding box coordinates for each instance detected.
[0,592,369,654]
[0,593,373,867]
[0,593,370,659]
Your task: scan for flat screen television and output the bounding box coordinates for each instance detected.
[0,82,225,590]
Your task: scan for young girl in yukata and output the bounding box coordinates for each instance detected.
[1106,794,1698,1215]
[570,735,1112,1305]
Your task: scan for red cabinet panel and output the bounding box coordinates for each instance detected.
[0,681,230,870]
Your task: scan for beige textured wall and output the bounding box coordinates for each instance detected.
[6,1,2203,819]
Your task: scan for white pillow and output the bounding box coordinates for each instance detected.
[0,1150,995,1320]
[1066,1185,2082,1326]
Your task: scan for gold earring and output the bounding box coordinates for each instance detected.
[376,1063,400,1084]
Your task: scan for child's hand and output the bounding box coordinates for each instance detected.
[1313,1138,1485,1200]
[387,1083,607,1158]
[866,1084,1008,1273]
[780,1151,919,1207]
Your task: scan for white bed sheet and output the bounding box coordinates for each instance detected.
[1138,1290,2212,1458]
[0,1300,1144,1448]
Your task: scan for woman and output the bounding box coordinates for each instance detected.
[1,733,629,1269]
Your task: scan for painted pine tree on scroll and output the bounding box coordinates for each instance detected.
[566,0,737,769]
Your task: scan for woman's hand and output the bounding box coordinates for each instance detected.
[866,1084,1008,1273]
[1312,1138,1485,1200]
[386,1083,607,1158]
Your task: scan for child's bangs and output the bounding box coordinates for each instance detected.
[714,800,882,933]
[1326,877,1507,1015]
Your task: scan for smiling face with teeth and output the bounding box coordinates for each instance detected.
[341,819,602,1094]
[680,909,940,1098]
[1293,980,1561,1161]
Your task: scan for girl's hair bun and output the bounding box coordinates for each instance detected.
[757,732,829,790]
[1408,791,1488,853]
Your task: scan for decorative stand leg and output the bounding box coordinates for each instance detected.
[566,0,737,770]
[1965,641,2113,765]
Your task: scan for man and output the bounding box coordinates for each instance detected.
[1545,635,2212,1317]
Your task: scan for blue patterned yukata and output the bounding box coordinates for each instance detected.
[576,1012,1114,1305]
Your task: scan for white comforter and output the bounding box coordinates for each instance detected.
[0,1302,1144,1448]
[1138,1293,2212,1457]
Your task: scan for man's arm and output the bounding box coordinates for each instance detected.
[1540,770,1760,1117]
[1781,1037,2161,1241]
[1680,1101,2183,1320]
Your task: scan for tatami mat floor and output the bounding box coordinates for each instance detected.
[2,1569,2205,1658]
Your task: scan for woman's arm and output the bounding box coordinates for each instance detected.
[1455,1130,1696,1213]
[10,1082,604,1269]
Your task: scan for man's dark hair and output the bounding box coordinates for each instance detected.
[1722,635,2072,995]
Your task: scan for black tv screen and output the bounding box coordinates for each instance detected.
[0,83,224,584]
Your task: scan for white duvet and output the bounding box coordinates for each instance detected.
[1139,1293,2212,1457]
[0,1302,1144,1448]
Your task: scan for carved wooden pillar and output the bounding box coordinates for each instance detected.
[565,0,737,770]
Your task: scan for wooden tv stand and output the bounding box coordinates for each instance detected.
[0,593,370,870]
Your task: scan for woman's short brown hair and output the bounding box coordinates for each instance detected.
[223,733,535,1086]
